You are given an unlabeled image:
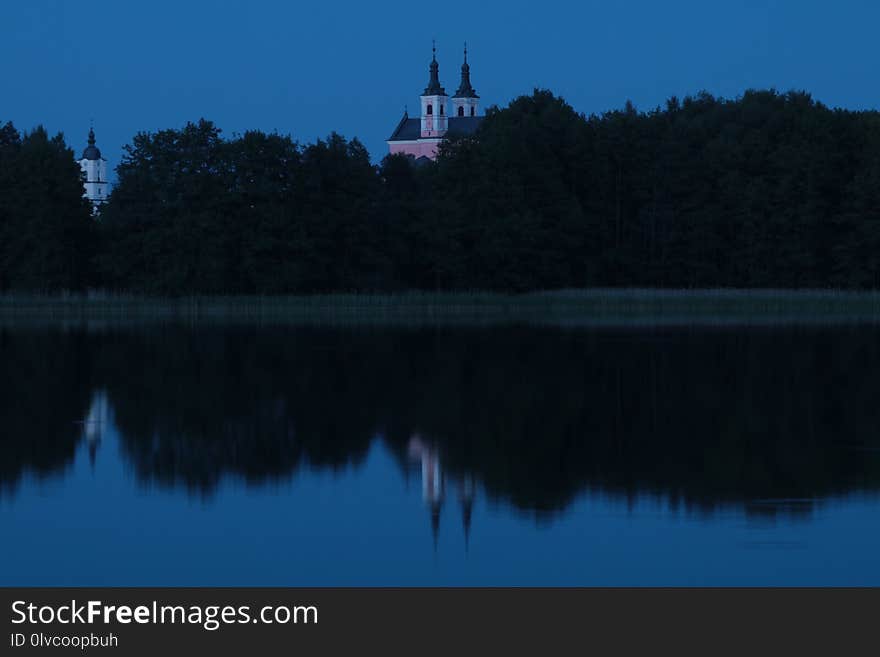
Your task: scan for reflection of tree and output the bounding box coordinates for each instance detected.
[0,329,96,493]
[3,326,880,515]
[381,328,880,516]
[96,329,379,493]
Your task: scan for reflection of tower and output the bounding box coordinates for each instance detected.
[459,475,475,551]
[407,435,476,551]
[82,389,109,467]
[409,434,444,548]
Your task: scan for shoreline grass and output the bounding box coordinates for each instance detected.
[3,288,880,327]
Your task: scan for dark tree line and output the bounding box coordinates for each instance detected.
[4,88,880,293]
[96,121,384,294]
[424,89,880,289]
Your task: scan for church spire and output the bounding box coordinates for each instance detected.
[424,40,446,95]
[454,42,478,99]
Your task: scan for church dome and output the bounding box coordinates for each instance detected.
[82,145,101,160]
[81,128,102,160]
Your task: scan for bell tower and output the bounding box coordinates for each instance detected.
[452,43,479,118]
[78,126,108,211]
[420,42,448,138]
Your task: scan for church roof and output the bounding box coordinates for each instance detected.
[387,115,484,142]
[81,127,102,160]
[448,116,483,136]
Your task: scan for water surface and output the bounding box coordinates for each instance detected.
[2,325,878,585]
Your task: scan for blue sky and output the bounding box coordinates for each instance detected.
[2,0,878,169]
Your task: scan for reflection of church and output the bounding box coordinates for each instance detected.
[80,389,109,467]
[407,435,475,549]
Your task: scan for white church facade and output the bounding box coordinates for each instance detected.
[78,127,108,210]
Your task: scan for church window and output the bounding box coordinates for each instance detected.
[427,104,433,115]
[458,106,464,117]
[440,105,444,115]
[470,106,475,116]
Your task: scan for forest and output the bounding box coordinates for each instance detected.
[3,88,880,294]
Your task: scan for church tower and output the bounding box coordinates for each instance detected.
[452,44,479,118]
[420,43,448,138]
[78,127,108,210]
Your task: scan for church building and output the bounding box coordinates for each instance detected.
[78,127,108,210]
[387,44,483,162]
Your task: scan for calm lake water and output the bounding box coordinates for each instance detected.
[1,324,879,585]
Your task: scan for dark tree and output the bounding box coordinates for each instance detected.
[0,123,94,291]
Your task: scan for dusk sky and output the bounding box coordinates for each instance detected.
[3,0,878,171]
